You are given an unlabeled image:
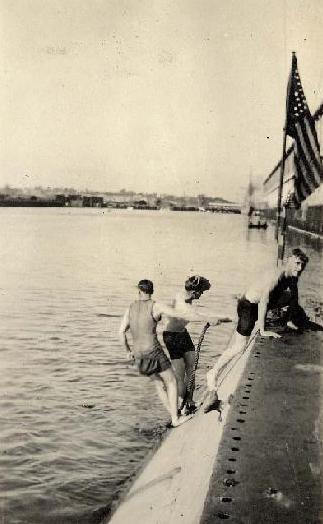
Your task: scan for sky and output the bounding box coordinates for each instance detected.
[0,0,322,201]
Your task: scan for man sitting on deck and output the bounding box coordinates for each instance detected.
[119,279,193,427]
[162,276,232,414]
[204,248,309,412]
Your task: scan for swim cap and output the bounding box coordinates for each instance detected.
[138,279,154,294]
[185,275,211,292]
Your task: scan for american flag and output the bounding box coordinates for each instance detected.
[285,53,323,208]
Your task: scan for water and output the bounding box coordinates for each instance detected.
[0,208,322,524]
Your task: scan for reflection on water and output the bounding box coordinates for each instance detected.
[0,208,321,524]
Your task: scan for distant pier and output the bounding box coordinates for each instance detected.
[0,190,241,212]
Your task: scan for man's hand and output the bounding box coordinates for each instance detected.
[260,330,281,338]
[286,321,299,331]
[209,319,221,326]
[210,317,232,326]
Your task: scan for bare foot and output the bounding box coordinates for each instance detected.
[181,401,197,416]
[171,414,194,428]
[203,390,221,414]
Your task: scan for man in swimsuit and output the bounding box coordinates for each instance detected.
[119,279,192,427]
[162,276,232,413]
[204,248,309,411]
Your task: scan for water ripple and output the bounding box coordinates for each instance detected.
[0,209,322,524]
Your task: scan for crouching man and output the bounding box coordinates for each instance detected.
[204,248,309,412]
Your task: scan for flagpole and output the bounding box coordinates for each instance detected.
[276,51,295,266]
[279,203,288,262]
[276,128,288,239]
[276,127,288,264]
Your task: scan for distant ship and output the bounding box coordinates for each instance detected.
[248,209,268,229]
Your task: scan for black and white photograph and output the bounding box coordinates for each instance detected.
[0,1,322,523]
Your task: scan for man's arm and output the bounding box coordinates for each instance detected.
[289,277,299,303]
[258,275,281,338]
[118,308,134,360]
[154,301,231,325]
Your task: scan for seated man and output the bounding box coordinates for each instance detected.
[204,248,309,412]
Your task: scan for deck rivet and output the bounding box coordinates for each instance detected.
[217,512,230,519]
[224,478,239,487]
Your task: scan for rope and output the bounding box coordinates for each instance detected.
[217,328,260,388]
[183,318,259,412]
[186,322,210,397]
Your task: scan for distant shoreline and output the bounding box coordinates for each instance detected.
[0,201,241,213]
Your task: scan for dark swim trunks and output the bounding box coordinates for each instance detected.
[136,347,171,377]
[163,329,195,360]
[236,297,258,337]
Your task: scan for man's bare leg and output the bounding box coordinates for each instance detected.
[203,332,248,414]
[171,358,186,407]
[159,368,193,427]
[206,332,248,391]
[150,374,170,412]
[182,350,197,413]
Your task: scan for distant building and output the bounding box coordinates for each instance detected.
[67,195,83,207]
[207,201,241,213]
[82,196,103,207]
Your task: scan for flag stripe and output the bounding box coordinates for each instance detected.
[297,118,322,174]
[306,117,321,152]
[296,158,313,197]
[293,155,312,203]
[304,119,323,173]
[293,157,303,202]
[297,154,316,194]
[293,128,322,205]
[293,140,314,196]
[294,123,321,187]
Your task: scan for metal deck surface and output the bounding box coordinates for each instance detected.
[201,328,323,524]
